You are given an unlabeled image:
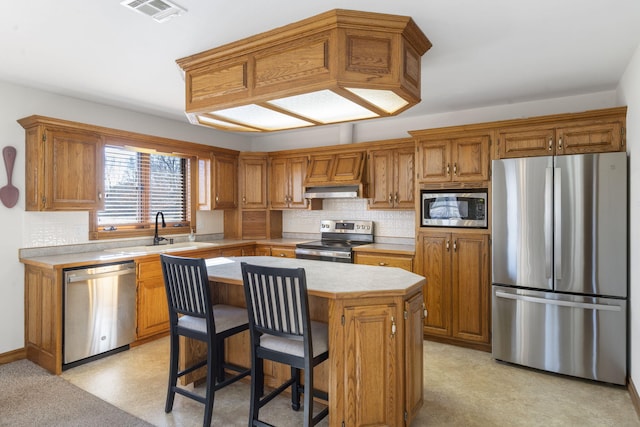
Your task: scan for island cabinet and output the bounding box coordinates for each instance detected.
[269,155,314,209]
[416,232,490,350]
[18,117,105,211]
[495,107,627,159]
[367,140,415,210]
[414,134,490,184]
[198,257,425,427]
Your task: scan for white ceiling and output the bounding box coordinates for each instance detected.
[2,0,640,132]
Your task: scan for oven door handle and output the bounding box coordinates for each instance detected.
[294,248,352,259]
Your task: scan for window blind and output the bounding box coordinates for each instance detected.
[98,145,187,227]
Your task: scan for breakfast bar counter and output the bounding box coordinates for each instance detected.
[199,256,426,427]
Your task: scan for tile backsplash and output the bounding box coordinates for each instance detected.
[23,211,90,247]
[283,198,415,244]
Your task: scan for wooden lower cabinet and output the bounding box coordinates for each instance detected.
[24,265,60,374]
[136,256,169,339]
[269,246,296,258]
[137,245,256,340]
[417,231,490,350]
[354,251,413,271]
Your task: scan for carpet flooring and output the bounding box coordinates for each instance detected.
[0,359,153,427]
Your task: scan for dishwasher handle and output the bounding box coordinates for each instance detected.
[66,266,136,283]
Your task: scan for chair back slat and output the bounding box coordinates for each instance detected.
[161,255,211,319]
[241,263,309,340]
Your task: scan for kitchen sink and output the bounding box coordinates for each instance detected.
[105,241,220,255]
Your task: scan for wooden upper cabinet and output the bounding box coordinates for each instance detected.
[269,155,309,209]
[212,154,238,209]
[368,143,414,209]
[496,108,626,158]
[416,135,489,183]
[20,120,105,211]
[239,154,267,209]
[305,151,365,185]
[199,153,239,211]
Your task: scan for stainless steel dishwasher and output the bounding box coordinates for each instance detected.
[63,261,137,368]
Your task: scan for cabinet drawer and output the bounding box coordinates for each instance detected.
[137,258,162,279]
[270,246,296,258]
[355,253,413,271]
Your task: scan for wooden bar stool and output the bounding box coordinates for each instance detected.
[161,254,250,427]
[241,262,329,427]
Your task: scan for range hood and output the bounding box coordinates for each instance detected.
[304,185,361,199]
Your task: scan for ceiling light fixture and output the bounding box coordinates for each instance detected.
[176,9,431,132]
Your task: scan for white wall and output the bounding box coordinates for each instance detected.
[0,81,250,354]
[617,41,640,390]
[0,79,626,356]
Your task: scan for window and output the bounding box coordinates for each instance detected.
[95,145,193,238]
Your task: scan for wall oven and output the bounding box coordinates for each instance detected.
[421,189,488,228]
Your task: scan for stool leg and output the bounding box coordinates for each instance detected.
[249,355,264,425]
[165,332,179,413]
[291,367,301,411]
[203,344,215,427]
[303,366,313,426]
[216,340,225,383]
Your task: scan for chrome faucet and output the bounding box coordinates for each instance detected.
[153,211,167,245]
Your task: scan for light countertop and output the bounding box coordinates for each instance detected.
[206,256,425,299]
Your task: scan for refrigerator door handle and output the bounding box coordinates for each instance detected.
[544,167,553,279]
[554,167,562,280]
[495,290,622,312]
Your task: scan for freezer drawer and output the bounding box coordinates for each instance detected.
[492,285,627,385]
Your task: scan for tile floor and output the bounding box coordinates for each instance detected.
[61,337,640,426]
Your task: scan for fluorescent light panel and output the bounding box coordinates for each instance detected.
[210,104,314,131]
[267,89,379,123]
[345,88,409,113]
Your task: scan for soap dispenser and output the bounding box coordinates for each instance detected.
[188,228,196,242]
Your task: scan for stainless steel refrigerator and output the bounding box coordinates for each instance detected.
[491,151,628,385]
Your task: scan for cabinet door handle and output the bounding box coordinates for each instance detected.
[98,192,103,200]
[558,136,563,150]
[394,192,399,204]
[453,240,457,252]
[215,195,219,203]
[422,303,428,319]
[453,163,457,175]
[446,164,450,175]
[548,138,553,151]
[446,240,450,251]
[379,262,387,266]
[242,196,246,204]
[391,316,396,337]
[279,253,286,257]
[388,193,393,205]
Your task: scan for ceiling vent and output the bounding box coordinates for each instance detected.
[121,0,186,23]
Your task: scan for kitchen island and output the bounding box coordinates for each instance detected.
[199,256,426,427]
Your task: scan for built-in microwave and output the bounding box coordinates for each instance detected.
[421,189,488,228]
